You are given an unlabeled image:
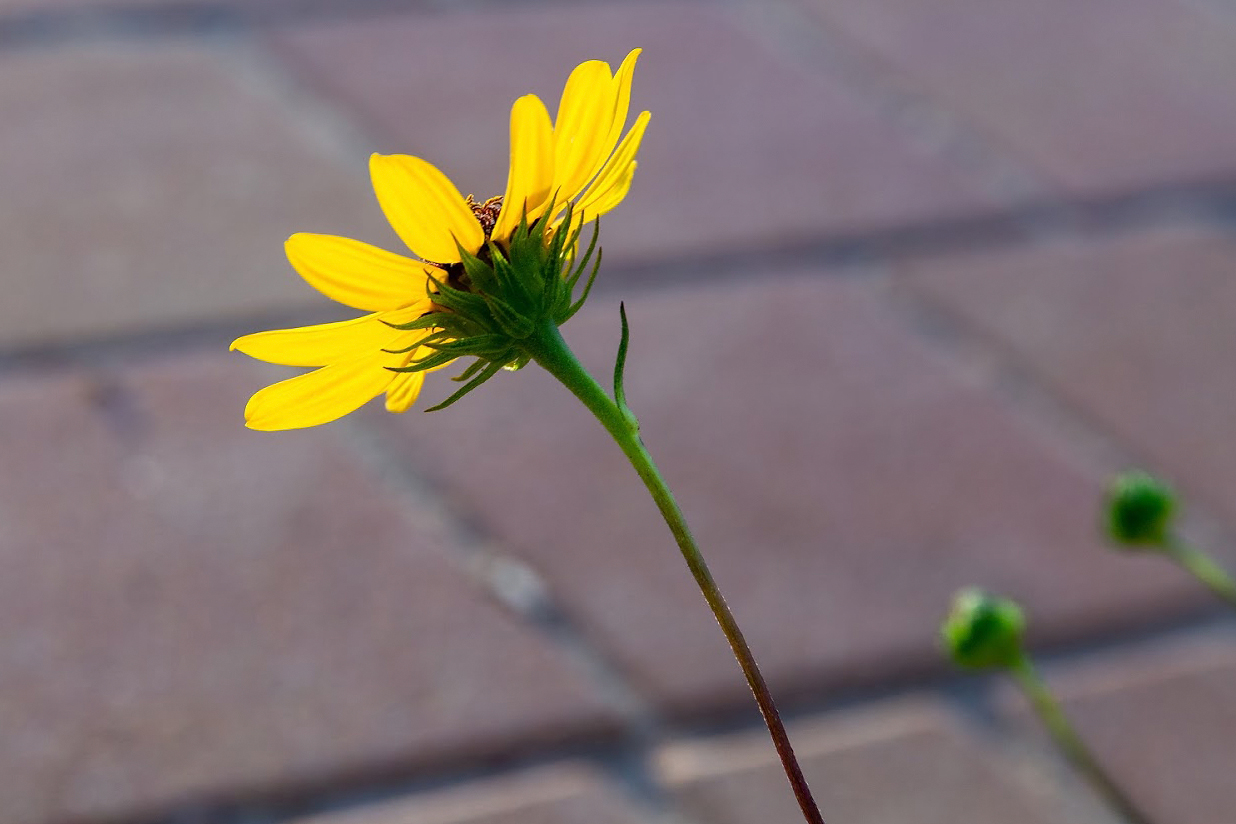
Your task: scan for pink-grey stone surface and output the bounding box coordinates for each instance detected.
[2,0,1234,821]
[373,274,1203,711]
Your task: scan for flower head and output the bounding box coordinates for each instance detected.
[233,50,649,430]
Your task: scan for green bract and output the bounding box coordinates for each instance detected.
[384,206,601,411]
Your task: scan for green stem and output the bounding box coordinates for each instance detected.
[1162,535,1236,610]
[524,322,825,824]
[1009,654,1157,824]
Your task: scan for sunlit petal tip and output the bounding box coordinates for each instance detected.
[494,94,556,241]
[384,369,426,413]
[615,49,642,87]
[242,358,394,431]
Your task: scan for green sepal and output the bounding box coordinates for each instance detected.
[451,358,491,383]
[386,349,457,372]
[457,242,499,295]
[564,247,603,322]
[485,293,537,339]
[563,218,598,294]
[424,359,506,412]
[426,334,513,357]
[613,302,636,428]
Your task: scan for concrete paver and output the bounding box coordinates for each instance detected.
[902,227,1236,544]
[1003,642,1236,824]
[662,698,1070,824]
[0,355,617,824]
[805,0,1236,194]
[2,0,1236,821]
[0,40,384,350]
[292,764,653,824]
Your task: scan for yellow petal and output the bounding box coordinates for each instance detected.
[552,59,618,202]
[384,369,426,412]
[600,49,641,175]
[285,233,433,312]
[575,110,650,221]
[244,355,393,431]
[370,154,484,263]
[231,314,394,367]
[493,94,556,242]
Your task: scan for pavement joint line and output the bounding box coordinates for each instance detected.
[0,0,702,51]
[338,415,665,733]
[225,26,378,173]
[969,619,1236,824]
[146,613,1236,824]
[4,181,1236,379]
[729,0,1051,206]
[880,265,1236,573]
[934,687,1120,824]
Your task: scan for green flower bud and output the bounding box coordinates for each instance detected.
[1105,470,1176,548]
[940,588,1026,670]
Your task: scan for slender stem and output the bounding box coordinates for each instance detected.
[1162,535,1236,610]
[524,322,825,824]
[1009,655,1157,824]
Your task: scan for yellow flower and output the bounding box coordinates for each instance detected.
[233,49,650,431]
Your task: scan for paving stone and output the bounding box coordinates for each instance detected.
[1002,642,1236,824]
[0,355,617,824]
[805,0,1236,194]
[292,764,651,824]
[267,3,1002,267]
[0,40,386,350]
[902,227,1236,549]
[661,698,1068,824]
[369,271,1201,713]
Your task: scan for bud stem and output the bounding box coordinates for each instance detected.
[1008,654,1158,824]
[1162,535,1236,610]
[523,321,826,824]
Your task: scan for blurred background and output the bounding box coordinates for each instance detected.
[2,0,1236,822]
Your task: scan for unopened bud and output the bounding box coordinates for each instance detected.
[941,588,1025,670]
[1106,470,1175,547]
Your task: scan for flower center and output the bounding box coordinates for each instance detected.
[466,195,504,242]
[442,195,504,293]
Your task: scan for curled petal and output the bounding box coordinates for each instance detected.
[370,154,484,263]
[576,110,650,221]
[600,49,641,177]
[384,369,426,412]
[552,59,618,202]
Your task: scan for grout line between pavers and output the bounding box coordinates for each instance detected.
[0,0,703,52]
[727,0,1052,206]
[878,264,1236,572]
[4,182,1236,380]
[330,416,705,821]
[338,417,662,730]
[942,617,1236,824]
[9,2,1236,819]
